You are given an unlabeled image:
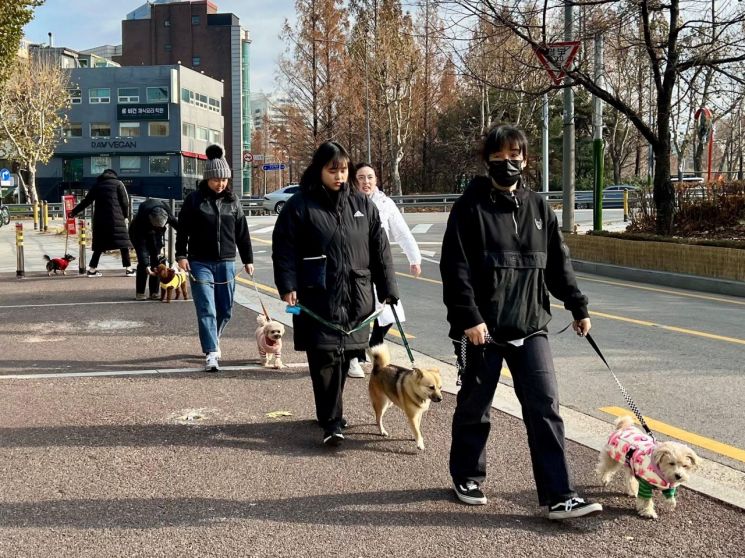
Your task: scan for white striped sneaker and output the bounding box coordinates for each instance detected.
[205,352,219,372]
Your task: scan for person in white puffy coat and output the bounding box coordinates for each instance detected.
[348,163,422,377]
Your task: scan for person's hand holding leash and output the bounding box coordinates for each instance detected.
[385,296,399,305]
[573,318,591,337]
[282,291,297,306]
[178,258,190,272]
[465,323,488,345]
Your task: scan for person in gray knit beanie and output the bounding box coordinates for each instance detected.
[204,144,232,180]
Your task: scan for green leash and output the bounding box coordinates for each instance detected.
[390,305,415,366]
[286,302,384,336]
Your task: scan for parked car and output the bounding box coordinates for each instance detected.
[262,184,300,214]
[574,184,640,209]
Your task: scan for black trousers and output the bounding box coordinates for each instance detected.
[306,349,352,431]
[133,235,165,295]
[89,248,131,269]
[449,334,576,506]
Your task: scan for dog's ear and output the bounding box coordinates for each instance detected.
[653,445,672,467]
[685,448,700,469]
[413,368,424,379]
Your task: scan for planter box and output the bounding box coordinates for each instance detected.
[564,234,745,283]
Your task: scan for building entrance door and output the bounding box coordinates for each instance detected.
[63,158,84,182]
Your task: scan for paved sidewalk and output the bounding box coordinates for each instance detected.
[0,273,743,557]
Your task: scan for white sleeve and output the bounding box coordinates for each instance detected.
[386,200,421,265]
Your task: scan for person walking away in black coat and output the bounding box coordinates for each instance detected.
[129,199,178,300]
[440,125,603,520]
[176,144,254,372]
[272,141,399,447]
[69,169,134,277]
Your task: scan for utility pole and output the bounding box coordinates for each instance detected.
[592,33,604,231]
[562,2,575,233]
[542,93,549,193]
[422,0,430,191]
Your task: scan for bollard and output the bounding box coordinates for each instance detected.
[32,201,39,230]
[42,201,49,232]
[16,222,25,278]
[623,190,629,222]
[78,219,87,274]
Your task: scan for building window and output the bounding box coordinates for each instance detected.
[150,156,170,174]
[196,93,208,109]
[182,122,195,138]
[191,15,200,25]
[164,44,172,51]
[209,129,222,144]
[183,156,197,176]
[89,88,111,104]
[181,88,192,104]
[192,56,201,66]
[119,122,140,137]
[148,122,169,137]
[120,156,141,174]
[208,97,221,113]
[146,86,169,103]
[90,123,111,138]
[91,156,111,175]
[63,123,82,137]
[196,126,209,141]
[68,88,81,104]
[117,87,139,103]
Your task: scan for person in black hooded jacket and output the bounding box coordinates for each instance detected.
[129,198,178,300]
[440,125,602,520]
[272,141,398,446]
[176,144,254,372]
[68,168,134,277]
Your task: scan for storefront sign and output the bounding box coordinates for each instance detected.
[90,140,137,149]
[117,103,169,121]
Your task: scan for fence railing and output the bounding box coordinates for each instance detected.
[6,191,573,218]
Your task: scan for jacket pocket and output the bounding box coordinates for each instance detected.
[348,268,374,323]
[300,255,327,289]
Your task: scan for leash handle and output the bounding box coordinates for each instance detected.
[584,332,655,439]
[390,304,415,366]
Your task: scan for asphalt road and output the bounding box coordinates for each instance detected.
[247,210,745,474]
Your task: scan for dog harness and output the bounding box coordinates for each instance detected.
[609,426,678,499]
[51,258,71,270]
[161,273,187,289]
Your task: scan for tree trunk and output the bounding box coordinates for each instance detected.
[27,165,38,204]
[653,143,674,235]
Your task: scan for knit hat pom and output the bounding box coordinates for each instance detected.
[206,144,224,160]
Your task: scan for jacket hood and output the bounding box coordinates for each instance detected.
[304,181,351,212]
[96,170,120,183]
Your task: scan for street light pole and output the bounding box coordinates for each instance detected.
[562,1,575,233]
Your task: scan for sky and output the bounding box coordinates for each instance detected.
[22,0,296,94]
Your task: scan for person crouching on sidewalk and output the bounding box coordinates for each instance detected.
[176,144,254,372]
[440,124,602,520]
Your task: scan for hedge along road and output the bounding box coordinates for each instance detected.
[244,211,745,474]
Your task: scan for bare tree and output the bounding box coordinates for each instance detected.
[0,57,70,203]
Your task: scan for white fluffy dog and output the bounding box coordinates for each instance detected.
[255,314,285,368]
[597,415,699,519]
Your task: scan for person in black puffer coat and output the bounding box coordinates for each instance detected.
[272,141,399,446]
[176,144,253,373]
[69,169,133,277]
[129,199,178,300]
[440,124,602,520]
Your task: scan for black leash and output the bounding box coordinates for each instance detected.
[390,304,415,366]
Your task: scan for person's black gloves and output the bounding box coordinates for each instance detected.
[385,296,399,305]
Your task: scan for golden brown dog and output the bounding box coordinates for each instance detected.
[255,314,285,368]
[597,415,699,519]
[368,343,443,450]
[148,263,189,303]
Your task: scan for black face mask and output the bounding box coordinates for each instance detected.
[488,159,523,187]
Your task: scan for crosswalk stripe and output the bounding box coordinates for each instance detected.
[410,224,433,234]
[253,226,274,234]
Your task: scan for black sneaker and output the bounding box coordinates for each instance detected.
[453,480,487,505]
[323,429,344,446]
[125,268,136,277]
[548,497,603,520]
[86,270,102,277]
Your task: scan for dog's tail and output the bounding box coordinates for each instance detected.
[256,314,268,327]
[614,415,635,431]
[43,255,51,261]
[368,343,390,373]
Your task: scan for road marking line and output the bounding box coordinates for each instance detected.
[577,274,745,306]
[253,226,274,234]
[420,250,437,257]
[411,224,433,234]
[600,406,745,463]
[0,300,182,309]
[251,237,272,245]
[0,363,309,380]
[236,276,279,295]
[395,271,442,284]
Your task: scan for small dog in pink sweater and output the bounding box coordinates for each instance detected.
[255,314,285,368]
